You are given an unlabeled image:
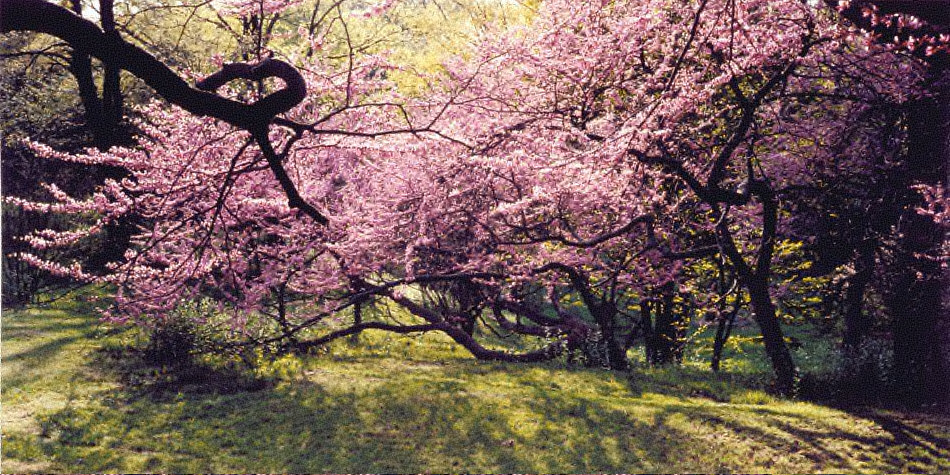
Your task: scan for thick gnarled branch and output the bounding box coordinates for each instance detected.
[2,0,328,223]
[197,57,307,124]
[1,0,305,129]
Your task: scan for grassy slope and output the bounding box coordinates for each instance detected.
[2,294,949,473]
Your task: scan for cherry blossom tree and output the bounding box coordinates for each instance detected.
[421,0,923,391]
[2,0,938,395]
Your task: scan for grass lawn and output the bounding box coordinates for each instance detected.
[2,292,949,473]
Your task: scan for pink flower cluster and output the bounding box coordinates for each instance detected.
[10,0,928,340]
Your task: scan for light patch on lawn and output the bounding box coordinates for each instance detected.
[2,293,948,473]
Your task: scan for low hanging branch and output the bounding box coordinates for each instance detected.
[0,0,328,224]
[253,127,329,225]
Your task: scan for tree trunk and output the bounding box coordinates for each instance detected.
[455,279,479,336]
[641,299,656,364]
[99,0,123,141]
[66,0,112,149]
[651,284,685,365]
[843,239,876,348]
[592,302,629,370]
[711,297,739,372]
[747,280,797,395]
[348,301,363,343]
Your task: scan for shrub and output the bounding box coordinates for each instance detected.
[801,338,894,402]
[834,338,894,400]
[143,300,218,368]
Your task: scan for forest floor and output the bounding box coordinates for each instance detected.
[2,291,949,473]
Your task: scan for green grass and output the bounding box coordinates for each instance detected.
[3,293,949,473]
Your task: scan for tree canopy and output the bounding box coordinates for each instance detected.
[2,0,947,399]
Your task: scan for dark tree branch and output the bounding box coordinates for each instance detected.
[489,305,560,337]
[294,321,437,352]
[388,292,566,363]
[197,57,307,124]
[1,0,305,130]
[252,128,328,224]
[2,0,326,226]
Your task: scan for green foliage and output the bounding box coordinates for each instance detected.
[144,307,211,368]
[798,338,897,402]
[835,338,894,390]
[251,352,304,381]
[0,34,86,147]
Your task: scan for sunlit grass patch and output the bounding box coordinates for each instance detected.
[2,292,949,473]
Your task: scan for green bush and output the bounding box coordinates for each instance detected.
[143,300,219,368]
[801,338,894,402]
[833,338,894,399]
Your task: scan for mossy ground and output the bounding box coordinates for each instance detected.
[2,291,948,473]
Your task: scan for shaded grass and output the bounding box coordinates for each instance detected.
[2,293,949,473]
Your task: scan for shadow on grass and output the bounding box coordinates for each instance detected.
[9,344,690,471]
[839,407,950,464]
[23,357,382,471]
[4,335,85,364]
[1,313,101,391]
[18,342,948,472]
[626,363,770,402]
[6,302,949,473]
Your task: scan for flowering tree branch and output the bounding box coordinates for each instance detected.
[1,0,328,223]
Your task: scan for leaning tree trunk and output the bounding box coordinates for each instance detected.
[711,294,740,372]
[717,184,798,394]
[747,280,797,395]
